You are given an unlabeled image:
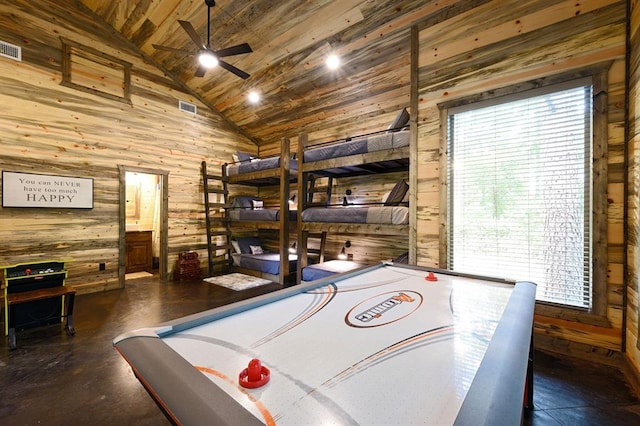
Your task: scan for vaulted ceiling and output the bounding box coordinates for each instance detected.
[75,0,433,146]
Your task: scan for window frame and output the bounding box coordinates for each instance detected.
[438,64,610,324]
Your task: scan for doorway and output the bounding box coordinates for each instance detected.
[118,166,169,285]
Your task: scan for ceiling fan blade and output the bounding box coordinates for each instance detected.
[214,43,252,58]
[178,20,206,49]
[152,44,192,55]
[194,64,207,78]
[219,60,250,79]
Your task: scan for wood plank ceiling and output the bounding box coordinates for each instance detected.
[75,0,433,147]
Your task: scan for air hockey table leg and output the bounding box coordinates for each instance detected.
[524,333,534,410]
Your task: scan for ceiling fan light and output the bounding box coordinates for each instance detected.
[198,50,218,68]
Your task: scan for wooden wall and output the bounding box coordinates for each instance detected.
[627,0,640,383]
[0,1,254,293]
[415,0,628,362]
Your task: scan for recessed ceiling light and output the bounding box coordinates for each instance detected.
[326,54,340,70]
[248,90,260,103]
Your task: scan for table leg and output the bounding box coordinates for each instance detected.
[7,303,17,350]
[8,327,16,350]
[64,293,76,336]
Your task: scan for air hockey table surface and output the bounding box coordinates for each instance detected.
[113,262,536,425]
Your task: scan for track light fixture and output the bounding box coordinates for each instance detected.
[342,189,352,207]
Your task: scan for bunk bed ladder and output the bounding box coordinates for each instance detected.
[202,161,232,276]
[295,230,328,284]
[307,175,316,204]
[306,175,333,207]
[306,231,327,263]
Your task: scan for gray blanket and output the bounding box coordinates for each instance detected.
[303,130,409,163]
[227,157,298,176]
[301,206,408,224]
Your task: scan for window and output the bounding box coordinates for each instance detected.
[446,79,594,309]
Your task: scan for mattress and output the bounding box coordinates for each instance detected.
[231,253,297,275]
[229,209,296,221]
[229,209,279,221]
[301,260,363,281]
[301,206,409,225]
[227,157,298,176]
[303,130,409,163]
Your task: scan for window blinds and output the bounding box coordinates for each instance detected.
[447,82,592,309]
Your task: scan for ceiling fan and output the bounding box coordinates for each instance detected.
[152,0,252,79]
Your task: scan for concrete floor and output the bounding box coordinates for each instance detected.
[1,275,639,425]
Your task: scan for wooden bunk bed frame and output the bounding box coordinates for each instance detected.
[295,131,411,280]
[223,137,295,286]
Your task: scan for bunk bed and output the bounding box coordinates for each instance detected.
[224,143,295,186]
[228,195,296,223]
[223,138,298,227]
[222,137,297,285]
[299,107,409,179]
[230,236,297,278]
[301,259,365,281]
[231,232,323,283]
[300,195,409,225]
[295,108,412,282]
[301,251,409,282]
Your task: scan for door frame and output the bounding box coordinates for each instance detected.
[118,165,169,284]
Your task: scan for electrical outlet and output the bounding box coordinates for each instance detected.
[99,262,106,271]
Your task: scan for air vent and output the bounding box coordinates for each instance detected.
[179,100,197,114]
[0,40,21,61]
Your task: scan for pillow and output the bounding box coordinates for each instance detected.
[249,244,264,255]
[384,180,409,206]
[236,151,255,162]
[232,154,240,163]
[231,240,241,254]
[252,199,264,210]
[237,237,262,254]
[393,252,409,264]
[381,191,391,203]
[387,108,410,133]
[232,196,262,209]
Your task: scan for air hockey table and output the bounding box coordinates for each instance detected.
[113,262,536,425]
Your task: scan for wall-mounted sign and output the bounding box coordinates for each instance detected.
[2,171,93,209]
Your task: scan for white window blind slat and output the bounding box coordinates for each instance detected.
[447,83,592,309]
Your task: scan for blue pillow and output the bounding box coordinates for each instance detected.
[236,151,256,162]
[237,237,262,254]
[384,180,409,206]
[387,108,410,133]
